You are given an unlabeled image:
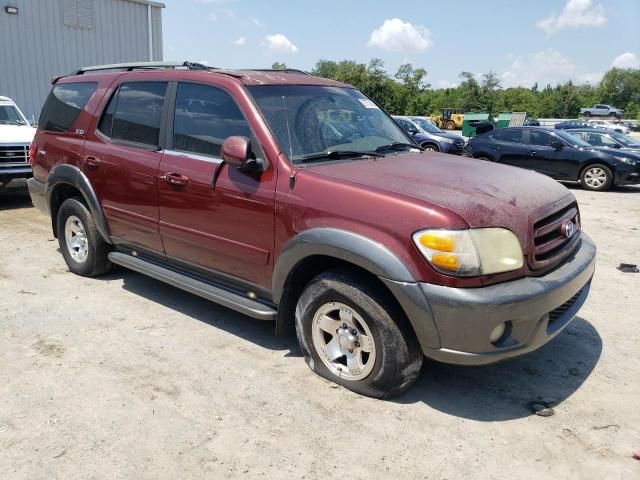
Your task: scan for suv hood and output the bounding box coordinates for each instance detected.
[0,124,36,144]
[304,152,574,246]
[431,131,464,142]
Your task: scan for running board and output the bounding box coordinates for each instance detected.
[108,252,277,321]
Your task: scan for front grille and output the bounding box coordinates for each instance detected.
[455,141,464,148]
[0,145,29,165]
[548,287,584,327]
[530,203,581,270]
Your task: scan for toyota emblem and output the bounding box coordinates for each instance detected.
[562,220,576,238]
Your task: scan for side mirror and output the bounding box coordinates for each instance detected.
[551,140,563,150]
[221,135,267,173]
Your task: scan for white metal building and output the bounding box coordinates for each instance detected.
[0,0,165,120]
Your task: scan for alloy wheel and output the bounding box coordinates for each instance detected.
[64,215,89,263]
[584,167,608,189]
[311,302,376,381]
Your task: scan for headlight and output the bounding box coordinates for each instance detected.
[614,155,637,166]
[412,228,524,276]
[439,137,455,144]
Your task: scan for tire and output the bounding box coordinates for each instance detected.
[445,120,456,130]
[295,270,423,398]
[584,111,591,117]
[580,164,613,191]
[422,143,439,152]
[57,197,112,277]
[475,155,492,162]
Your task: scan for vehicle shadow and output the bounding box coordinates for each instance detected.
[564,183,640,194]
[395,317,602,421]
[0,183,33,211]
[101,266,301,356]
[98,267,601,420]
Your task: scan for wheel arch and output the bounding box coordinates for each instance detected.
[46,164,111,243]
[271,228,440,349]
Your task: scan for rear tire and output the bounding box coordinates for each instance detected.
[580,164,613,191]
[295,270,423,398]
[445,120,456,130]
[57,198,112,277]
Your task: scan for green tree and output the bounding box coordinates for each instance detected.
[271,62,288,70]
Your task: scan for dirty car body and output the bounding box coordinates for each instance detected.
[27,63,596,397]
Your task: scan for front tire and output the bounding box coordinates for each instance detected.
[584,111,591,117]
[57,198,112,277]
[580,164,613,191]
[422,143,439,152]
[295,271,423,398]
[445,120,456,130]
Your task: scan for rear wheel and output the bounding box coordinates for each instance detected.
[445,120,456,130]
[57,198,112,277]
[580,164,613,191]
[295,271,423,398]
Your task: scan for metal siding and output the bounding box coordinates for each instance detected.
[0,0,164,119]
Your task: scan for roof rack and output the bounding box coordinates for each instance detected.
[243,68,310,75]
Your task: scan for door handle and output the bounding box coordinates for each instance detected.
[492,146,500,151]
[161,172,189,187]
[529,150,537,156]
[84,156,100,168]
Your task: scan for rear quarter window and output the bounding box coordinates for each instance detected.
[39,82,97,132]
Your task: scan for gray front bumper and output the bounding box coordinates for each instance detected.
[383,233,596,365]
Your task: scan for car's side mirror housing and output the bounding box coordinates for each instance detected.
[551,140,564,150]
[221,136,267,173]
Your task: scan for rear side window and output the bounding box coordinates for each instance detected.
[110,82,167,146]
[39,82,97,132]
[491,129,522,143]
[173,83,250,157]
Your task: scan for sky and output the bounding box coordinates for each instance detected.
[160,0,640,89]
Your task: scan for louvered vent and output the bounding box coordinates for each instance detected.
[63,0,94,29]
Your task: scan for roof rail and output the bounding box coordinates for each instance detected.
[244,68,310,75]
[72,61,186,75]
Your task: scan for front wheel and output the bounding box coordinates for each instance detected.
[445,120,456,130]
[57,198,112,277]
[295,271,423,398]
[583,111,591,117]
[580,164,613,191]
[422,143,439,152]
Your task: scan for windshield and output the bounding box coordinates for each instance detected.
[247,85,411,163]
[611,132,640,148]
[0,105,26,125]
[410,117,443,134]
[555,129,591,147]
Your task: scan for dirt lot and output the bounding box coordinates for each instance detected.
[1,181,639,480]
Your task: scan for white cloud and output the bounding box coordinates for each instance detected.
[501,50,605,87]
[612,52,640,69]
[234,36,246,46]
[537,0,606,34]
[249,16,264,28]
[367,18,433,52]
[262,34,298,54]
[437,80,458,89]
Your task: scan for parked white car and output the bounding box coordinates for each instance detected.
[0,96,36,187]
[588,120,630,135]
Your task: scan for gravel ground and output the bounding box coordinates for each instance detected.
[1,181,639,480]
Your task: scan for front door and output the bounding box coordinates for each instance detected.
[158,82,276,289]
[82,81,168,252]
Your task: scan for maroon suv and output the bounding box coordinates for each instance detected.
[28,62,596,398]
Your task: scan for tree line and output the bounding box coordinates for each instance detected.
[272,60,640,120]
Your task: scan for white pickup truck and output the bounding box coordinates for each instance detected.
[0,96,36,187]
[579,104,624,117]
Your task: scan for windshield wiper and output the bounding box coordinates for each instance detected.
[375,142,422,152]
[298,150,383,163]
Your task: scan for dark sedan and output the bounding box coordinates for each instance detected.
[554,120,592,130]
[566,129,640,154]
[464,127,640,191]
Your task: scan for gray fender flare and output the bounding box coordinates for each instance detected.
[272,228,441,349]
[46,164,111,243]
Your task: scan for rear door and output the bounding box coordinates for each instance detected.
[82,81,168,252]
[157,82,276,288]
[487,129,528,166]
